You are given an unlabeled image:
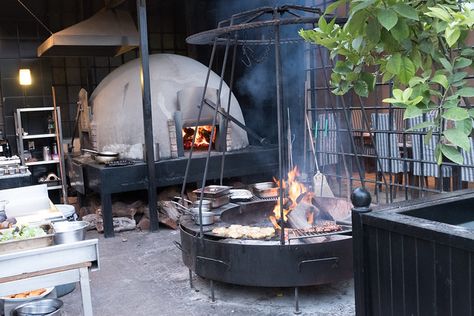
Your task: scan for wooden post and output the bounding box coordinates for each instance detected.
[351,187,372,316]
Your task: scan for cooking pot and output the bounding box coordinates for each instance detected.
[190,207,215,226]
[192,199,211,211]
[82,148,119,164]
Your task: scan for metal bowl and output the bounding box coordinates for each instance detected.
[52,221,89,244]
[12,298,63,316]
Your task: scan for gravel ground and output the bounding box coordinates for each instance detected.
[60,229,355,316]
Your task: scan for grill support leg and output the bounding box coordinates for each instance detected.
[210,279,215,302]
[189,269,193,289]
[294,287,301,314]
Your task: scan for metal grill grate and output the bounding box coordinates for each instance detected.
[287,222,351,243]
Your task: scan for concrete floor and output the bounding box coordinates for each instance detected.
[60,229,355,316]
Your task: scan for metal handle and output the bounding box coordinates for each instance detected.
[298,257,339,271]
[196,255,231,271]
[173,241,189,255]
[169,200,190,212]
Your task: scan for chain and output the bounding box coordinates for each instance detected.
[240,28,273,67]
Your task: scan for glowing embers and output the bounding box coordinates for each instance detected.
[182,125,218,151]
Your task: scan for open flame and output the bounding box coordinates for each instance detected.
[183,126,217,150]
[269,167,311,229]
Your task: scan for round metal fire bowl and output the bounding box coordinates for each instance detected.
[178,201,353,288]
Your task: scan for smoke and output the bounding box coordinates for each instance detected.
[213,0,321,167]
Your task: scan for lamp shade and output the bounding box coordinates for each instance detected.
[19,69,32,85]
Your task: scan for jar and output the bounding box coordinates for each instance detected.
[43,146,51,161]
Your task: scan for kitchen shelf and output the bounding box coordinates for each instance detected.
[14,99,67,201]
[26,160,60,166]
[22,134,56,140]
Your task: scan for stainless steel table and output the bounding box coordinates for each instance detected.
[0,239,99,316]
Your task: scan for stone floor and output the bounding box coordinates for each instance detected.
[60,228,355,316]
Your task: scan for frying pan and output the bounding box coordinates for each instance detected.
[82,148,119,163]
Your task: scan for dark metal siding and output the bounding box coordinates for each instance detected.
[363,224,474,316]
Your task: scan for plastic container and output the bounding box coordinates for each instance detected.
[55,204,77,221]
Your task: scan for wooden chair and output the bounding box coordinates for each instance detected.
[371,112,408,198]
[408,113,452,194]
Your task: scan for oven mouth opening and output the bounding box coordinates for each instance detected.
[182,125,218,151]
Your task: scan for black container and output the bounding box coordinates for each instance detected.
[352,189,474,316]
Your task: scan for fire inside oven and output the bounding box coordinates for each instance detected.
[182,125,218,151]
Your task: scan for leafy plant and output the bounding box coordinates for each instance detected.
[300,0,474,164]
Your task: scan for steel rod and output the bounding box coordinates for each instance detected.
[219,36,239,185]
[137,0,158,232]
[197,37,231,239]
[189,269,193,289]
[180,39,218,200]
[210,279,215,302]
[274,18,286,246]
[294,287,301,314]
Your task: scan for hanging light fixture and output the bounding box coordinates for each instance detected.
[19,69,32,85]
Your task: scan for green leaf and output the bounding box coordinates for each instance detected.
[458,87,474,97]
[426,7,451,22]
[461,48,474,57]
[444,128,471,151]
[354,80,369,97]
[435,143,443,165]
[410,96,424,105]
[402,87,413,101]
[399,57,416,84]
[352,36,364,51]
[454,57,472,69]
[345,10,369,35]
[325,0,347,14]
[442,107,470,121]
[381,28,399,53]
[445,27,461,47]
[377,8,398,31]
[411,49,422,69]
[442,99,459,109]
[435,21,448,33]
[392,89,403,100]
[382,97,399,104]
[439,58,453,73]
[386,53,402,75]
[391,18,410,42]
[360,72,376,92]
[334,61,352,74]
[469,108,474,118]
[382,71,394,84]
[440,144,464,164]
[366,18,381,43]
[407,121,435,131]
[318,16,329,33]
[431,74,449,89]
[351,0,375,14]
[456,118,473,136]
[409,76,425,87]
[392,3,419,21]
[449,72,467,84]
[404,105,423,119]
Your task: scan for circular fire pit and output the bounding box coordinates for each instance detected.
[178,200,353,287]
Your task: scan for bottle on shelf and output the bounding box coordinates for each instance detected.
[52,143,59,160]
[47,115,55,134]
